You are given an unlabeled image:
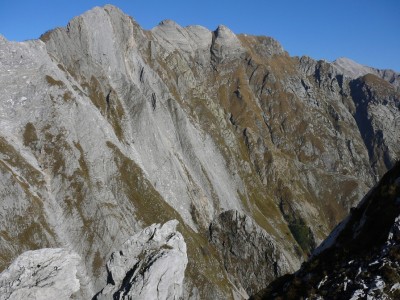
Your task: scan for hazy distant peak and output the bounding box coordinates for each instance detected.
[332,57,400,91]
[334,57,358,64]
[333,57,375,78]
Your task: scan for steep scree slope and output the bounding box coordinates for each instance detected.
[0,5,399,299]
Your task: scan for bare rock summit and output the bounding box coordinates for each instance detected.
[0,4,399,299]
[95,220,187,300]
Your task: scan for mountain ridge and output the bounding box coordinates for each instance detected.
[0,4,399,299]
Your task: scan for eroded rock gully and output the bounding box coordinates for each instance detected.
[0,4,399,299]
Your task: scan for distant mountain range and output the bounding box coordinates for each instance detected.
[0,5,399,299]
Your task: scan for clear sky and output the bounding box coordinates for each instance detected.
[0,0,399,71]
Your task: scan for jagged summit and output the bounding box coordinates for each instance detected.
[158,19,180,27]
[1,4,400,299]
[333,57,400,91]
[333,57,377,78]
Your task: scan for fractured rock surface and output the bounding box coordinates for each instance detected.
[0,4,399,299]
[0,220,187,300]
[0,248,82,300]
[209,210,296,296]
[95,220,187,300]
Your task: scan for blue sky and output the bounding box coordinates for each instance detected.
[0,0,399,71]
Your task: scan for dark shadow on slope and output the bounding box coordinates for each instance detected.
[251,161,400,299]
[349,76,394,176]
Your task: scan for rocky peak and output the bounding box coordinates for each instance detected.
[158,19,180,27]
[152,19,212,55]
[334,57,400,91]
[211,25,246,62]
[333,57,375,79]
[214,24,237,40]
[1,4,400,300]
[95,220,187,300]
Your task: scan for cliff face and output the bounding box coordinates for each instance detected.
[0,5,399,299]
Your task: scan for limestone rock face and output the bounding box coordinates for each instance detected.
[209,210,298,296]
[0,248,82,300]
[95,220,187,300]
[1,4,400,299]
[349,74,400,176]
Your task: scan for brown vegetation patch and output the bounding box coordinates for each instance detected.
[45,75,64,87]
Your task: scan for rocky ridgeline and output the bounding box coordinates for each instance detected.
[0,4,399,299]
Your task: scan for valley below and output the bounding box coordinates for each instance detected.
[0,5,399,299]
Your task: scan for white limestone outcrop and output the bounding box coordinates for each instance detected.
[95,220,187,300]
[0,248,81,300]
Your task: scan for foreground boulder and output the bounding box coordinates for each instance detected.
[0,220,187,300]
[0,248,82,300]
[95,219,187,300]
